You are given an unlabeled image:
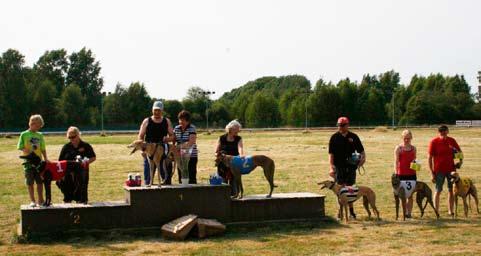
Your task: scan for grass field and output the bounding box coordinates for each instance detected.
[1,128,481,255]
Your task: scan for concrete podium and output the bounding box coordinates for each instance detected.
[19,184,325,236]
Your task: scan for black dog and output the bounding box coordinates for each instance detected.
[20,152,87,206]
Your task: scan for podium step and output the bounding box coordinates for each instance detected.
[20,185,325,236]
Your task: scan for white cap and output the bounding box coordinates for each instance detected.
[152,101,163,110]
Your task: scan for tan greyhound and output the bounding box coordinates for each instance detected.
[215,153,276,199]
[318,180,380,223]
[128,140,165,187]
[450,172,480,218]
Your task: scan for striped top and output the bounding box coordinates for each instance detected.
[173,124,198,157]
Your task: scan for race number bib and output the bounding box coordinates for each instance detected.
[400,180,416,198]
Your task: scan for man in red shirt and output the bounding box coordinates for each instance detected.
[428,125,462,216]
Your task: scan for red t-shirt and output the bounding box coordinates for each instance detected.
[44,161,68,181]
[428,136,460,174]
[397,146,416,176]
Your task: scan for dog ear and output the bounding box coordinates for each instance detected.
[317,181,327,189]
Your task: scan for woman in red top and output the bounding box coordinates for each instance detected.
[394,129,417,218]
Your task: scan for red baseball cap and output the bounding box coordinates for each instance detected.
[337,117,349,125]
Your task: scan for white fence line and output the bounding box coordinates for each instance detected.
[0,124,472,137]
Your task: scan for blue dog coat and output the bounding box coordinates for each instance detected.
[231,156,254,175]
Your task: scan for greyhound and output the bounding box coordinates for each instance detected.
[450,172,480,218]
[414,181,439,219]
[215,153,276,199]
[128,140,166,187]
[391,174,439,220]
[318,180,380,223]
[19,152,87,206]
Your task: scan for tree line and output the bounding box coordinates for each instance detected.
[1,48,479,130]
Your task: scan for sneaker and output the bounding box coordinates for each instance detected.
[349,213,357,220]
[29,202,36,207]
[406,213,412,219]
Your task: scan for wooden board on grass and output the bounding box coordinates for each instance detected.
[161,214,198,240]
[196,218,226,238]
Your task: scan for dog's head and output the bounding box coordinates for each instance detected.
[215,151,227,167]
[19,152,41,166]
[166,144,177,161]
[391,173,401,188]
[127,140,146,155]
[449,171,460,184]
[317,180,335,190]
[19,152,45,173]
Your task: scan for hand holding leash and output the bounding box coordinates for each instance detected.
[329,166,336,178]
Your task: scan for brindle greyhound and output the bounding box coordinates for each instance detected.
[215,153,276,199]
[128,140,166,187]
[391,174,439,220]
[318,180,380,223]
[450,172,480,218]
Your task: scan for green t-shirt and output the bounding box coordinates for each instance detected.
[17,130,46,159]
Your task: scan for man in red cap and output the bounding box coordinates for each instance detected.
[428,125,462,216]
[328,116,366,219]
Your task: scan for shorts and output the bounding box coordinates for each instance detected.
[24,163,42,186]
[435,172,453,192]
[335,166,357,186]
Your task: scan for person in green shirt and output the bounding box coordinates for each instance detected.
[17,114,48,207]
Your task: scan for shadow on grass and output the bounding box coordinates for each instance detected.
[14,217,345,247]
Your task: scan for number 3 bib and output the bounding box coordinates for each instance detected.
[400,180,416,198]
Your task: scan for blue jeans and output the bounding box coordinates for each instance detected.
[143,157,173,185]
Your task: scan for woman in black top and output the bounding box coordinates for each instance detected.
[58,126,96,204]
[215,120,244,183]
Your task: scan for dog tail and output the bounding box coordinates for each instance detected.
[468,193,472,212]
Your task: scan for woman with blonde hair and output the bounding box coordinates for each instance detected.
[215,120,244,185]
[394,129,417,218]
[58,126,96,204]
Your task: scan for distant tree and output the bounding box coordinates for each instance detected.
[66,48,103,108]
[124,82,151,124]
[245,93,280,127]
[337,78,358,119]
[163,100,184,119]
[378,70,400,103]
[33,49,68,96]
[209,101,231,128]
[0,49,29,128]
[309,80,342,126]
[103,84,128,125]
[31,79,58,126]
[185,86,210,101]
[57,84,87,125]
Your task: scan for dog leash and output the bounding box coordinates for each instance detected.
[357,166,366,176]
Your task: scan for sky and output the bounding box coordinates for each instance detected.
[1,0,480,100]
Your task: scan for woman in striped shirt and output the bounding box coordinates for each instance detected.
[173,110,198,184]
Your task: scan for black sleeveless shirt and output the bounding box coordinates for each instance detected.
[219,133,241,156]
[145,117,168,143]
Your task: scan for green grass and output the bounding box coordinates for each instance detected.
[1,128,481,255]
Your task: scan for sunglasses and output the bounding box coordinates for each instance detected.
[338,123,348,127]
[68,135,77,139]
